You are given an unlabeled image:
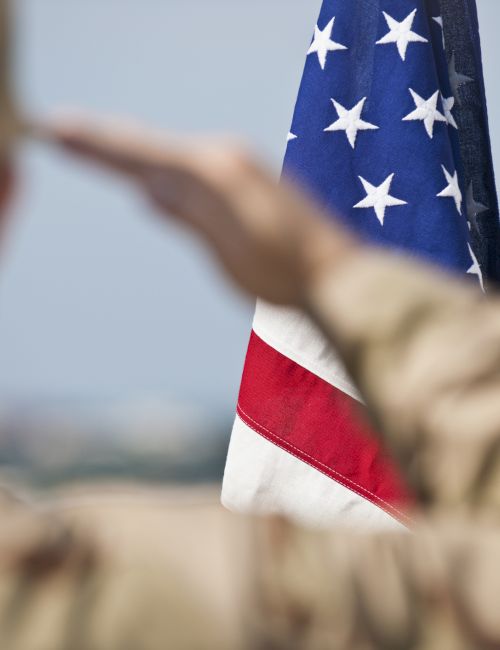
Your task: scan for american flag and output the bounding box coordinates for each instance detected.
[222,0,500,529]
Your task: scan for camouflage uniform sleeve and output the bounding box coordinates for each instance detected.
[253,515,500,650]
[0,491,256,650]
[0,492,98,650]
[2,489,500,649]
[306,250,500,509]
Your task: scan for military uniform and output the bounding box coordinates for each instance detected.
[2,249,500,649]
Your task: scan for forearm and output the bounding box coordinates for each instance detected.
[39,116,500,510]
[303,242,500,509]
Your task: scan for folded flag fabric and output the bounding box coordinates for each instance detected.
[222,0,500,529]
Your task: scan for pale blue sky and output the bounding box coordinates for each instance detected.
[0,0,498,416]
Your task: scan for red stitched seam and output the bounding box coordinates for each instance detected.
[237,403,412,526]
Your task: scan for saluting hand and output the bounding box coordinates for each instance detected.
[41,114,357,307]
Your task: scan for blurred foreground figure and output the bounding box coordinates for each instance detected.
[1,116,500,647]
[2,1,500,647]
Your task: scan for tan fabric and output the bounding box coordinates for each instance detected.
[309,250,500,513]
[2,250,500,648]
[0,488,256,650]
[253,515,500,650]
[2,492,500,649]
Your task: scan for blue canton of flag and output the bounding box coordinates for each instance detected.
[284,0,500,287]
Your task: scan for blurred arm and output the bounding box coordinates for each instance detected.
[305,250,500,510]
[254,514,500,649]
[43,116,500,510]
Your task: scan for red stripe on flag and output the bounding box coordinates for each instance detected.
[237,331,414,525]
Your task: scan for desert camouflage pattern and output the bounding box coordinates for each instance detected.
[2,251,500,649]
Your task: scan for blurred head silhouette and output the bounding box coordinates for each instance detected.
[0,0,18,229]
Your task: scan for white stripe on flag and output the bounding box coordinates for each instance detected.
[222,415,405,531]
[253,301,362,402]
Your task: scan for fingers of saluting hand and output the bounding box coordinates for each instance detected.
[34,110,254,179]
[33,111,219,224]
[33,111,195,180]
[33,110,252,201]
[33,111,264,221]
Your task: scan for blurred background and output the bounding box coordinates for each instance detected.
[0,0,498,487]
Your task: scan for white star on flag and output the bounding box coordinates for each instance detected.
[354,173,407,225]
[376,9,428,61]
[287,132,297,142]
[432,16,445,49]
[324,97,379,148]
[467,243,484,291]
[307,17,347,70]
[441,94,458,129]
[437,165,462,214]
[403,89,446,138]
